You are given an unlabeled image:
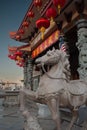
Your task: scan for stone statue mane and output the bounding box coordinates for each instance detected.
[36,48,71,81]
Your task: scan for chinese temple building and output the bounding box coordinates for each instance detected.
[8,0,87,91]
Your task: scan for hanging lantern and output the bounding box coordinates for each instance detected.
[34,0,42,10]
[36,18,50,39]
[16,56,22,61]
[15,35,21,41]
[19,58,25,63]
[53,0,66,14]
[15,51,23,61]
[27,11,34,20]
[18,29,24,34]
[16,61,20,66]
[22,21,29,28]
[15,51,22,57]
[8,54,12,59]
[11,54,16,60]
[8,54,11,58]
[8,54,16,60]
[16,61,24,67]
[19,62,24,67]
[46,8,57,24]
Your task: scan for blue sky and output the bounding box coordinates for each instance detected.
[0,0,31,83]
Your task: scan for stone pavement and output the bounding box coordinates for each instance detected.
[0,106,24,130]
[0,105,86,130]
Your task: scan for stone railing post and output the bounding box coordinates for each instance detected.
[76,19,87,79]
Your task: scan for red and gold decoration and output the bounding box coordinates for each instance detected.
[18,29,24,35]
[22,21,29,28]
[27,11,34,20]
[36,18,50,39]
[52,0,66,14]
[15,35,21,41]
[16,61,24,67]
[46,7,57,24]
[9,31,17,39]
[8,46,17,53]
[34,0,42,10]
[8,47,25,68]
[16,55,24,67]
[32,30,60,58]
[8,54,16,60]
[15,51,22,57]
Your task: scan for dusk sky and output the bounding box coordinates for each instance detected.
[0,0,31,83]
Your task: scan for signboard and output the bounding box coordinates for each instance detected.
[32,30,60,58]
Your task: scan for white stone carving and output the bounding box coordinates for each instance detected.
[76,28,87,79]
[20,49,87,130]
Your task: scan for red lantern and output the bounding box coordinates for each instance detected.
[16,62,24,67]
[12,55,16,60]
[53,0,66,14]
[27,11,34,20]
[22,21,29,28]
[21,59,25,63]
[36,18,50,39]
[15,35,21,41]
[19,63,24,67]
[8,54,12,59]
[8,54,11,58]
[15,51,22,57]
[46,8,57,24]
[9,54,13,59]
[34,0,42,10]
[18,29,24,34]
[16,62,20,66]
[8,54,16,60]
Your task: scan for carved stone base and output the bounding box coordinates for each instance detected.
[23,110,42,130]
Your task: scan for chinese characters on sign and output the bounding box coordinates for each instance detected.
[32,30,60,58]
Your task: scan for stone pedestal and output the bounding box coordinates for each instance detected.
[23,110,42,130]
[76,19,87,79]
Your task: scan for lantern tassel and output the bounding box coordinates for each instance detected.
[58,5,61,15]
[40,27,46,40]
[50,17,54,25]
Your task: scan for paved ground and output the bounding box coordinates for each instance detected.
[0,103,86,130]
[0,106,24,130]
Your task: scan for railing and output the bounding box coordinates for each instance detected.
[1,90,20,106]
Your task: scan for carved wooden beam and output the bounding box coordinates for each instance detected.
[55,21,63,30]
[31,32,35,37]
[64,11,73,23]
[34,27,38,33]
